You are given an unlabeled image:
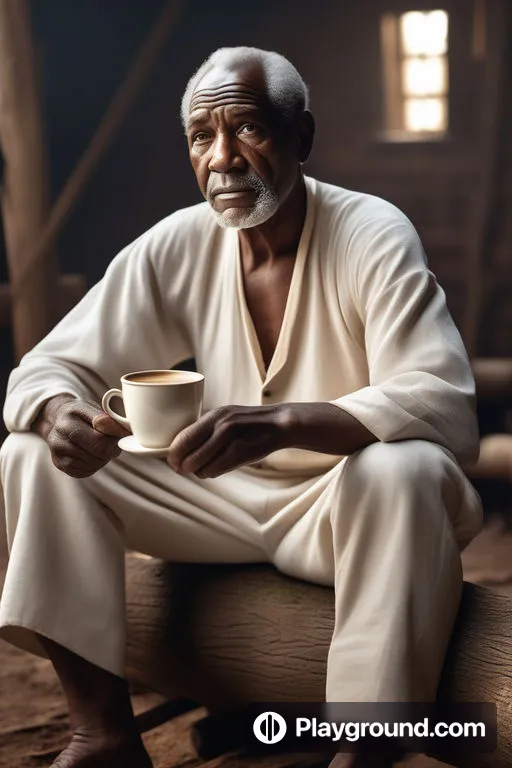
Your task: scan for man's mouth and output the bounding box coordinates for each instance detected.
[212,188,254,198]
[215,190,253,201]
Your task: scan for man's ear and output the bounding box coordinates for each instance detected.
[297,110,315,163]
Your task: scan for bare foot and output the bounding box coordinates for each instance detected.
[51,728,153,767]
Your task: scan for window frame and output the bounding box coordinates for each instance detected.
[380,8,451,142]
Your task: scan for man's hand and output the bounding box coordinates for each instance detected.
[32,395,131,478]
[167,404,292,478]
[167,401,378,478]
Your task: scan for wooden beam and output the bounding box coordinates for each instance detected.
[472,0,487,61]
[0,0,58,360]
[471,357,512,403]
[0,274,86,330]
[463,0,510,355]
[10,0,185,310]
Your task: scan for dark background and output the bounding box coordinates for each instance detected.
[1,0,511,359]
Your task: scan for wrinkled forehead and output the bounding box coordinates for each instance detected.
[188,61,272,121]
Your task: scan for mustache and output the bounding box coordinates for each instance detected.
[207,174,261,197]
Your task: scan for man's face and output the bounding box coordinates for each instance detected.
[186,61,300,229]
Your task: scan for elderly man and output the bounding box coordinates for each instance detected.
[0,47,482,767]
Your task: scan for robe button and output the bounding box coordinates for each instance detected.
[263,389,272,398]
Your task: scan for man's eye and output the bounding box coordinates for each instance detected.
[193,132,210,143]
[239,124,259,135]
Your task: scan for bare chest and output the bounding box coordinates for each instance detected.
[241,256,296,370]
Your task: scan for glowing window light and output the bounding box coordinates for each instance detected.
[404,97,446,132]
[401,10,448,56]
[402,56,447,96]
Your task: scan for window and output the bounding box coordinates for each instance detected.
[381,10,449,137]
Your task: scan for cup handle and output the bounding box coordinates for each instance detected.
[101,388,130,427]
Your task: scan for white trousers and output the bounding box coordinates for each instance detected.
[0,433,482,702]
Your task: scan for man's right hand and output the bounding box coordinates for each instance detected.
[32,394,131,478]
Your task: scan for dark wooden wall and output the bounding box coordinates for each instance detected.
[479,7,512,358]
[264,0,482,336]
[2,0,511,357]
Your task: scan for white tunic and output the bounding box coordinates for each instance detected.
[3,176,479,475]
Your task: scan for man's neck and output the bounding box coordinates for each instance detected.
[237,175,307,269]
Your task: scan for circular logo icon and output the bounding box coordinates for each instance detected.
[253,711,288,744]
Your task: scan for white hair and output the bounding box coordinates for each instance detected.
[180,46,310,130]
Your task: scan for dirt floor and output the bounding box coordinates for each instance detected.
[1,514,512,768]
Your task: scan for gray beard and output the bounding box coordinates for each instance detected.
[206,172,281,230]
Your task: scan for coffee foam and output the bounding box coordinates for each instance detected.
[126,371,198,385]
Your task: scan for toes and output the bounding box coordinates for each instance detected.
[50,738,152,768]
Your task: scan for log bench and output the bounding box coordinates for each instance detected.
[125,554,512,768]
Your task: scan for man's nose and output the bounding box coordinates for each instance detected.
[208,132,245,173]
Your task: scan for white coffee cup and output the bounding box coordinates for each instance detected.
[101,369,204,449]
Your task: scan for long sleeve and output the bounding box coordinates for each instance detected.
[330,214,479,468]
[3,223,193,432]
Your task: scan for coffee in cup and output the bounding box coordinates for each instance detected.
[101,369,204,449]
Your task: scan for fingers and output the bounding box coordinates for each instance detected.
[92,412,131,438]
[52,412,120,460]
[168,408,248,475]
[59,400,128,437]
[47,398,125,477]
[167,405,281,478]
[173,427,228,474]
[49,426,121,476]
[167,410,219,471]
[64,399,105,424]
[49,446,111,478]
[57,424,121,461]
[193,445,255,478]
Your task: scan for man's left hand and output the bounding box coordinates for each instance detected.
[167,404,292,477]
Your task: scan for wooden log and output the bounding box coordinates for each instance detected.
[125,555,512,767]
[0,0,58,360]
[126,557,334,706]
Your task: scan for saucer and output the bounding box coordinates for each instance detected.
[118,435,172,458]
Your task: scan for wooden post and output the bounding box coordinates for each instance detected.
[0,274,86,330]
[0,0,57,360]
[463,0,510,356]
[10,0,185,315]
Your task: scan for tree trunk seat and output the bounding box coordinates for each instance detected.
[125,554,512,766]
